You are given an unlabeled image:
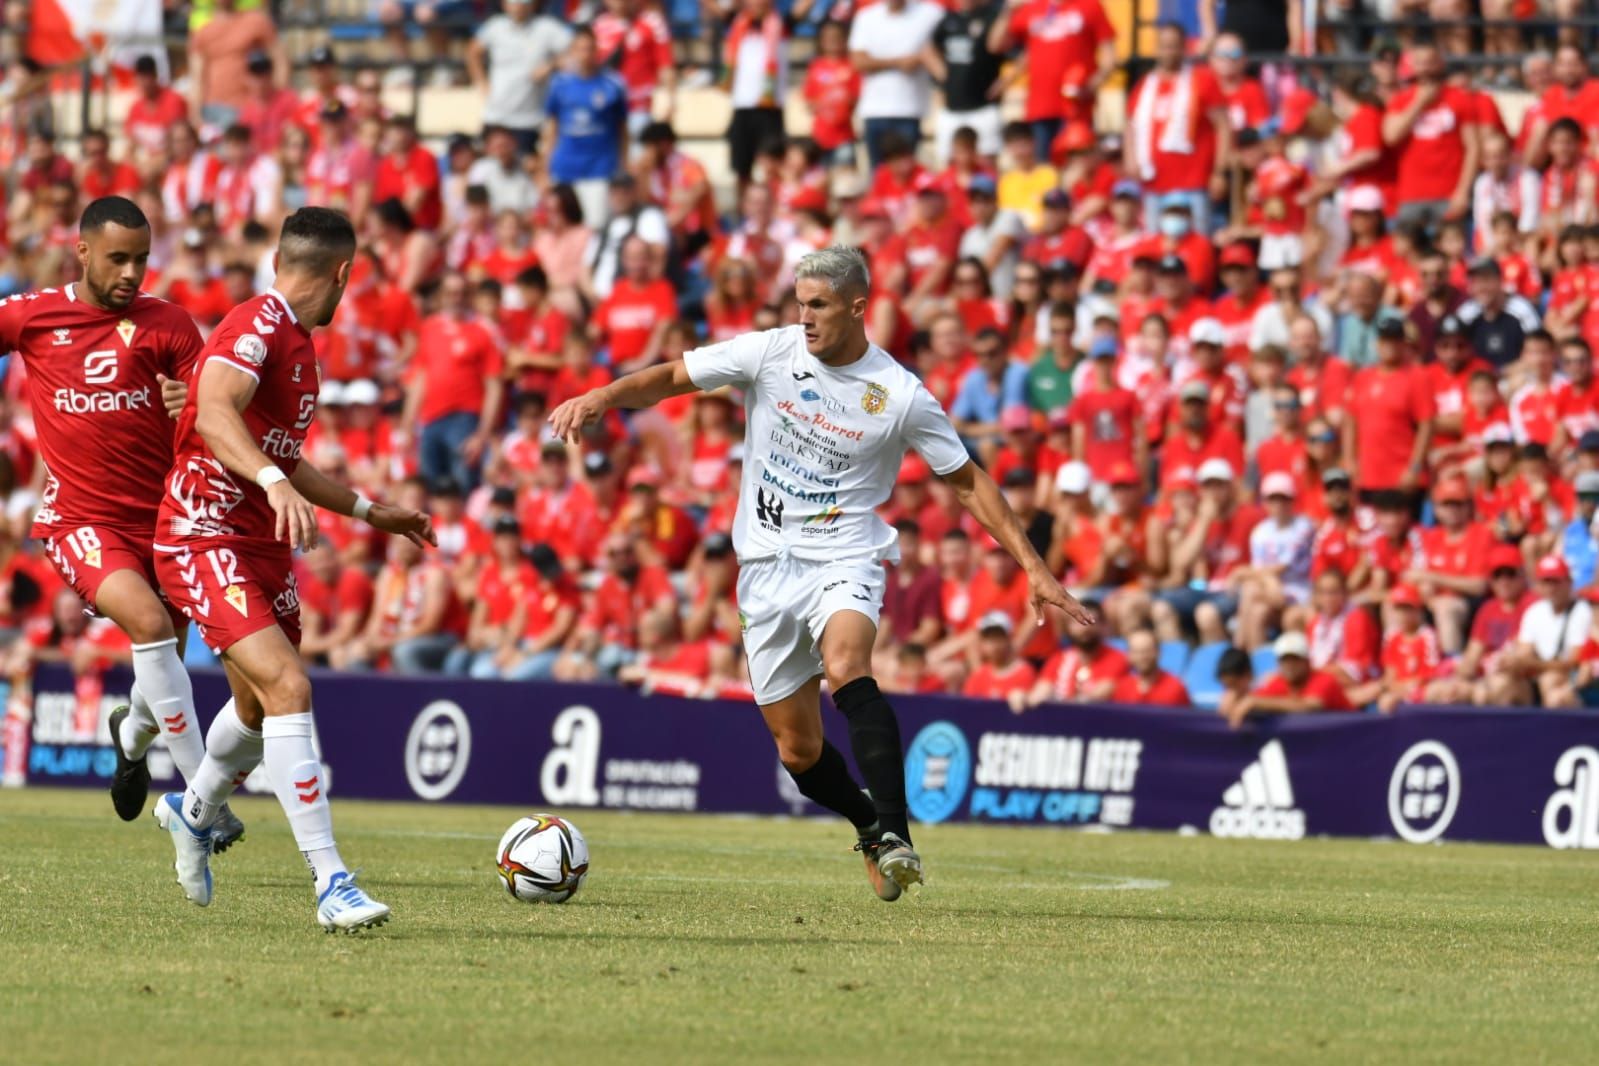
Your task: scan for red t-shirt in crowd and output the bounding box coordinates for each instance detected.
[963,659,1038,700]
[595,278,676,368]
[1067,382,1139,481]
[1307,606,1380,681]
[1386,84,1476,206]
[1287,356,1353,425]
[1413,522,1493,581]
[1111,670,1190,707]
[1038,644,1130,701]
[1006,0,1115,121]
[1351,364,1435,490]
[584,565,678,648]
[126,89,190,156]
[412,314,502,424]
[802,57,862,151]
[298,565,376,623]
[1127,66,1226,194]
[372,145,443,231]
[1253,669,1353,710]
[593,9,674,112]
[1383,626,1441,683]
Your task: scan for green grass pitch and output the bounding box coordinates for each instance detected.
[4,788,1598,1064]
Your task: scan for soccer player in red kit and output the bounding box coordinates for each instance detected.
[152,208,434,929]
[0,195,246,845]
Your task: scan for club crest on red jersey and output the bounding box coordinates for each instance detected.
[233,334,268,366]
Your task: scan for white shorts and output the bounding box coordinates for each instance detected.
[736,554,886,705]
[935,106,1003,160]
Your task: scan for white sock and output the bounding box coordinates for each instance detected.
[121,687,161,760]
[262,711,347,896]
[131,639,204,782]
[180,700,260,830]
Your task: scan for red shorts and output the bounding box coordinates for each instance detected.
[42,523,187,631]
[154,542,301,652]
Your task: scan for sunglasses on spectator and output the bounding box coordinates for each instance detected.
[1491,568,1521,579]
[1215,46,1244,58]
[1273,400,1300,410]
[1310,432,1338,444]
[1265,493,1293,503]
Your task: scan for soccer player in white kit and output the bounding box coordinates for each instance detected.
[551,246,1090,900]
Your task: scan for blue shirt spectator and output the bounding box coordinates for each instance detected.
[951,331,1029,439]
[544,30,628,187]
[1563,472,1599,587]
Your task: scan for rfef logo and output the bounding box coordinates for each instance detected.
[1388,741,1460,844]
[404,700,472,801]
[1210,740,1305,840]
[904,721,971,824]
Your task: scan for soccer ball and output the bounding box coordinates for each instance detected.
[495,814,589,903]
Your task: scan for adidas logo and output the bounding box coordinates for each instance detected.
[1209,740,1306,840]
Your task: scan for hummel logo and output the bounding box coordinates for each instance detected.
[162,712,188,736]
[295,775,321,804]
[1209,740,1305,840]
[52,328,72,346]
[792,372,815,381]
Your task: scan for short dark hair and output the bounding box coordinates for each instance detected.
[1217,647,1253,681]
[79,196,149,235]
[277,206,356,274]
[515,264,548,290]
[82,128,109,147]
[1551,116,1583,141]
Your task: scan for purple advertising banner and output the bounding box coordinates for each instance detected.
[11,665,1599,849]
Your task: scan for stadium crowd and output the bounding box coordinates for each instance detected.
[3,2,1599,713]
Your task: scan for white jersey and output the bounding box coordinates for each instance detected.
[684,325,969,565]
[1249,515,1314,590]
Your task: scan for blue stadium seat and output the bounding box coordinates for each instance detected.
[1183,643,1230,710]
[1158,640,1190,677]
[1251,647,1278,681]
[1105,637,1128,654]
[183,623,218,668]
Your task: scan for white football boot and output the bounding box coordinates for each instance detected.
[153,792,214,906]
[317,871,391,933]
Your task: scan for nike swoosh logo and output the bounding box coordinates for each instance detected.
[792,372,815,381]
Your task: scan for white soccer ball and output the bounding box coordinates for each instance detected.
[495,814,589,903]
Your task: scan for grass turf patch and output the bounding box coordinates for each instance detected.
[3,788,1597,1064]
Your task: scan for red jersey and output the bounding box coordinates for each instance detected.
[1067,383,1139,481]
[1038,644,1129,701]
[297,564,375,622]
[1249,154,1308,236]
[1413,522,1492,580]
[1110,669,1190,707]
[1509,380,1567,447]
[1255,433,1308,486]
[411,315,502,424]
[1127,66,1226,194]
[0,286,202,538]
[583,566,677,648]
[1386,85,1476,206]
[1219,78,1269,131]
[371,145,443,231]
[1383,626,1441,683]
[593,9,674,112]
[1254,669,1353,710]
[80,162,142,202]
[158,289,319,552]
[898,220,964,295]
[1007,0,1114,121]
[125,89,190,156]
[1351,364,1434,490]
[1287,356,1352,425]
[963,659,1038,700]
[1306,605,1380,682]
[1311,515,1367,584]
[595,278,676,368]
[475,558,536,626]
[802,57,862,151]
[1559,376,1599,440]
[1423,356,1490,445]
[517,479,599,563]
[1160,424,1245,485]
[1212,287,1268,362]
[1335,102,1398,204]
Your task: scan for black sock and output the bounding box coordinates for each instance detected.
[832,677,911,845]
[789,740,879,832]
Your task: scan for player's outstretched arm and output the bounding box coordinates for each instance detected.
[548,360,699,444]
[940,459,1094,627]
[193,359,321,550]
[289,461,437,549]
